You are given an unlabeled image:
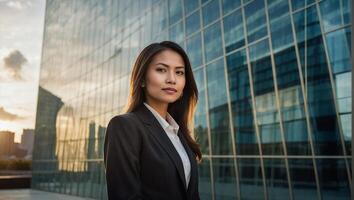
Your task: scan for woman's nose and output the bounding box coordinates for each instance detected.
[166,71,176,84]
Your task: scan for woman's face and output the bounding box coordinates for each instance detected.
[144,49,186,105]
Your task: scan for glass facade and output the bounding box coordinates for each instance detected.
[33,0,352,199]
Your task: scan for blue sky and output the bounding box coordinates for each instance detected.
[0,0,45,142]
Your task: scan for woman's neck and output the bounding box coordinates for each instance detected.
[145,100,168,120]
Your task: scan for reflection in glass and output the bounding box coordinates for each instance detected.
[263,158,290,200]
[226,49,258,155]
[325,28,351,74]
[168,0,183,25]
[319,0,351,32]
[152,1,168,36]
[245,0,268,43]
[169,21,184,43]
[194,68,209,155]
[203,22,223,62]
[221,0,241,15]
[186,10,200,36]
[270,15,293,52]
[213,158,237,200]
[291,0,315,11]
[223,9,245,53]
[293,6,343,155]
[250,39,283,155]
[267,0,289,21]
[325,28,351,153]
[186,33,203,68]
[206,59,233,155]
[288,159,318,200]
[198,158,213,200]
[335,72,352,155]
[184,0,199,15]
[202,0,220,27]
[274,47,311,155]
[238,158,264,199]
[316,159,351,200]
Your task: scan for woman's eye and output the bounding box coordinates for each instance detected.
[177,71,185,75]
[156,68,166,72]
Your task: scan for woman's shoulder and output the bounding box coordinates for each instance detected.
[108,112,138,126]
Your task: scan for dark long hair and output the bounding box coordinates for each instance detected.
[123,41,202,163]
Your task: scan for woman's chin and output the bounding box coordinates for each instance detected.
[158,96,179,104]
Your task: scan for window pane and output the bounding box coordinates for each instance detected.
[316,159,351,200]
[186,32,203,68]
[250,39,284,155]
[152,1,168,36]
[291,0,315,11]
[221,0,241,15]
[335,72,351,155]
[199,158,213,200]
[168,0,182,25]
[223,9,245,53]
[245,0,268,43]
[267,0,289,21]
[288,159,318,200]
[213,158,237,199]
[169,21,184,43]
[193,68,209,155]
[184,0,199,15]
[186,10,200,36]
[203,22,223,62]
[319,0,351,32]
[274,47,311,155]
[293,6,322,43]
[238,158,264,199]
[325,28,351,74]
[263,158,290,200]
[270,15,294,52]
[293,6,343,156]
[206,58,233,155]
[202,0,220,26]
[226,49,259,155]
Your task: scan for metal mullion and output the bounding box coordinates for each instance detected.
[263,1,293,199]
[181,0,186,47]
[218,0,241,198]
[199,1,215,198]
[315,1,352,190]
[292,1,318,14]
[288,1,322,199]
[241,1,268,199]
[339,0,344,26]
[322,23,352,35]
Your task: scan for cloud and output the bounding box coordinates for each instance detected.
[0,106,25,121]
[4,0,32,10]
[2,49,27,80]
[6,1,24,10]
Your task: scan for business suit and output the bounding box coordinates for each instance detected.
[104,103,200,200]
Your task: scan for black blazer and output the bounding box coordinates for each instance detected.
[104,104,200,200]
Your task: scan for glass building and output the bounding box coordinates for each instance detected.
[32,0,352,199]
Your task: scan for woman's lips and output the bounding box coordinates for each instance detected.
[162,88,177,94]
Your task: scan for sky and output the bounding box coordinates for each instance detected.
[0,0,45,142]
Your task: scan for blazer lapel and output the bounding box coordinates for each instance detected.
[133,104,188,190]
[177,129,198,195]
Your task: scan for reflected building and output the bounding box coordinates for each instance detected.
[0,131,15,159]
[33,0,352,199]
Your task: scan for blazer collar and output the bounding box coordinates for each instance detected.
[133,104,197,192]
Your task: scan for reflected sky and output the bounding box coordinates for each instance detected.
[0,0,45,142]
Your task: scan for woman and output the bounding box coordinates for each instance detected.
[104,41,202,200]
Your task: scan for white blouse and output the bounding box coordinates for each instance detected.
[143,102,191,187]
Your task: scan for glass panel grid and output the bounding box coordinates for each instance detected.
[33,0,352,199]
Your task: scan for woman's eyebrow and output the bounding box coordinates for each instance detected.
[156,62,185,69]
